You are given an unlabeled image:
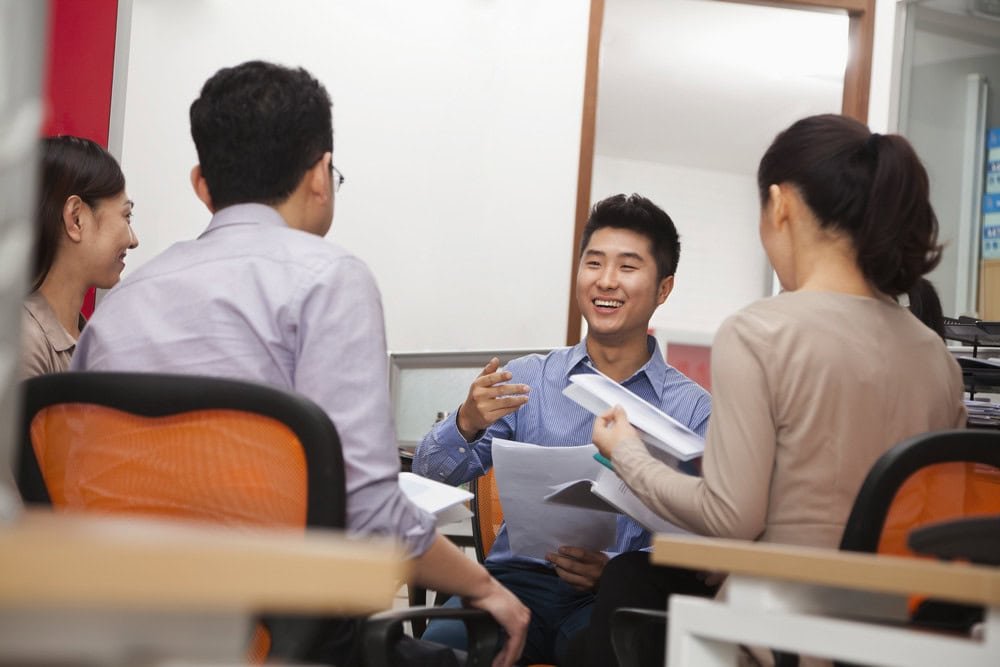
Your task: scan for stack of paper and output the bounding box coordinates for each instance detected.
[965,399,1000,428]
[562,372,704,462]
[398,472,473,526]
[492,439,617,559]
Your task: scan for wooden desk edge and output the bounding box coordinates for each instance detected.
[652,534,1000,607]
[0,510,409,614]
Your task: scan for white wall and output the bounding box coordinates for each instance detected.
[116,0,590,352]
[591,156,768,344]
[113,0,914,354]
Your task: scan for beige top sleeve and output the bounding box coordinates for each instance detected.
[612,314,773,539]
[20,314,56,380]
[20,295,75,380]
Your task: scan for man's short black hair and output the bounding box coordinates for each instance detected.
[580,193,681,282]
[189,60,333,209]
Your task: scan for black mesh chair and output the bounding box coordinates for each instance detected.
[613,429,1000,667]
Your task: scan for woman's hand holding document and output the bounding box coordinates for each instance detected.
[562,373,705,464]
[491,438,617,560]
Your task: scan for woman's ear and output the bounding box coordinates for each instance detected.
[62,195,85,243]
[766,184,787,230]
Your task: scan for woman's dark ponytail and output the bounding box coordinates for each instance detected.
[757,114,941,296]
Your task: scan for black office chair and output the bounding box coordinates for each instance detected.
[18,371,499,666]
[612,429,1000,667]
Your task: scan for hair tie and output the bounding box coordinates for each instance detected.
[864,132,881,157]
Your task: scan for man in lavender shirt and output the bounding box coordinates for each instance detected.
[71,60,528,666]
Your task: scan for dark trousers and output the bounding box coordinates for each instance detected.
[563,551,718,667]
[422,562,596,665]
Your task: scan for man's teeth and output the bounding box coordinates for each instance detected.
[594,299,623,308]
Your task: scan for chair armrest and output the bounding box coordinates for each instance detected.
[362,606,499,667]
[610,607,667,667]
[908,515,1000,566]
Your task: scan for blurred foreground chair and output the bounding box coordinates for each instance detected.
[17,372,497,666]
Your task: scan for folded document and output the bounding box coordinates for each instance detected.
[544,467,690,535]
[399,472,473,526]
[563,372,704,463]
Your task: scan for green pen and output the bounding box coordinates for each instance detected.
[593,452,614,471]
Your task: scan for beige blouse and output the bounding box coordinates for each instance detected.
[20,291,77,380]
[613,290,967,550]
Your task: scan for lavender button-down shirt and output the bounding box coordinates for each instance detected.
[72,203,437,555]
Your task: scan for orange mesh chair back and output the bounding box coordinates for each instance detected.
[470,468,555,667]
[840,428,1000,625]
[17,371,345,662]
[471,468,504,563]
[841,429,1000,554]
[28,405,311,526]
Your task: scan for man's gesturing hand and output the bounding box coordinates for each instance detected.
[455,357,530,441]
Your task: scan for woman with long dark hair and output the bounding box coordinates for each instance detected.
[21,136,138,378]
[566,114,966,666]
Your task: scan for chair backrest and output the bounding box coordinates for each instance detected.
[18,372,345,530]
[470,468,504,563]
[17,372,348,663]
[840,429,1000,556]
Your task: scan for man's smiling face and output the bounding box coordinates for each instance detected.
[576,226,673,343]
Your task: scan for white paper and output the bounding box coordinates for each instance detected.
[544,479,620,514]
[563,373,705,462]
[544,468,690,535]
[399,472,473,526]
[591,468,691,535]
[492,438,617,559]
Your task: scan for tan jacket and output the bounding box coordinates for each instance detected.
[21,291,76,380]
[614,290,966,549]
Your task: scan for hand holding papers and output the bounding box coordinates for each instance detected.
[398,472,473,526]
[563,372,704,463]
[492,439,617,559]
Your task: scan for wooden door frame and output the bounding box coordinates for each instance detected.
[565,0,877,345]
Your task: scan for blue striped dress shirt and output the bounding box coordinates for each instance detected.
[412,336,712,566]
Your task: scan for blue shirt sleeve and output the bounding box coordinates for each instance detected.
[412,406,516,485]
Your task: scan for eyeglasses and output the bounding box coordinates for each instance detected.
[330,163,345,193]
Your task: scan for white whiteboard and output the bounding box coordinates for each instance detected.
[114,0,590,352]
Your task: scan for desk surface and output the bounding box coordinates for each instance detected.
[0,510,407,614]
[653,534,1000,607]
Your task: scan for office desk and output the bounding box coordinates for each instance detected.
[0,510,406,665]
[652,534,1000,666]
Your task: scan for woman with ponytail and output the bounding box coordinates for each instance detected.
[565,114,966,667]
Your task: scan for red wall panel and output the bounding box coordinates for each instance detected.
[42,0,119,316]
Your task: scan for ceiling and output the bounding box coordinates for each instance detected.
[594,0,849,176]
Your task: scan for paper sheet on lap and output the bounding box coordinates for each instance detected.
[492,438,617,559]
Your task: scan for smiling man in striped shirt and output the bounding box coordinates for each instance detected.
[413,193,711,665]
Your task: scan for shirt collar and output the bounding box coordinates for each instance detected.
[199,203,289,238]
[564,335,668,400]
[24,292,76,353]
